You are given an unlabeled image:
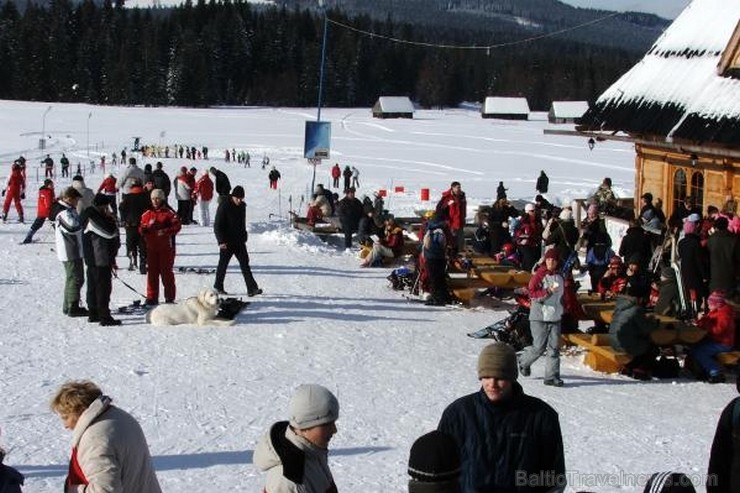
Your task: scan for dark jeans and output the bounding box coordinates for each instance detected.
[177,200,192,225]
[426,257,449,303]
[87,265,113,319]
[215,242,259,293]
[24,217,46,242]
[125,226,147,271]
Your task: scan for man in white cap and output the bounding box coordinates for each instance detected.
[438,342,565,492]
[254,384,339,492]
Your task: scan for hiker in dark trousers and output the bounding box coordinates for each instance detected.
[213,186,262,297]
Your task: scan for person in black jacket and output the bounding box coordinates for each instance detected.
[151,162,171,198]
[707,380,740,493]
[535,170,549,194]
[438,343,565,492]
[213,186,261,297]
[336,187,363,249]
[619,219,652,271]
[678,220,708,314]
[0,445,24,493]
[81,194,121,326]
[209,166,232,204]
[119,178,151,274]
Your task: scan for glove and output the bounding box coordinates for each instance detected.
[21,193,25,200]
[1,189,4,197]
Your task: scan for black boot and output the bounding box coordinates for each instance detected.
[100,316,122,326]
[68,304,89,318]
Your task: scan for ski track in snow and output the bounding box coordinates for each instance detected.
[0,102,735,492]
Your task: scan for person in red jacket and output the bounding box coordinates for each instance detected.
[2,163,25,223]
[690,290,736,383]
[435,181,467,255]
[330,163,341,189]
[22,179,55,244]
[139,189,181,305]
[194,171,214,227]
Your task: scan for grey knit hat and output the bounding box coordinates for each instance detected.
[289,384,339,430]
[477,342,518,380]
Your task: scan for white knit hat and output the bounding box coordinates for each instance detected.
[289,384,339,430]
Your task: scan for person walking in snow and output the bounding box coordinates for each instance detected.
[518,248,566,387]
[331,163,341,189]
[254,384,340,493]
[174,167,193,225]
[212,186,262,297]
[22,178,54,244]
[342,165,352,192]
[60,153,70,178]
[268,166,281,190]
[261,154,270,170]
[194,170,214,227]
[43,154,54,179]
[435,181,467,255]
[51,186,88,317]
[351,166,360,189]
[119,178,150,274]
[210,166,232,204]
[536,170,549,194]
[496,181,507,201]
[50,380,162,493]
[151,162,171,199]
[2,163,25,223]
[438,342,566,492]
[139,189,181,305]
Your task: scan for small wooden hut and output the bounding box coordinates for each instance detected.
[372,97,414,119]
[481,97,530,120]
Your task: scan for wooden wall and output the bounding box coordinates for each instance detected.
[635,144,740,217]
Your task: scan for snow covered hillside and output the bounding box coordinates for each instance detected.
[0,101,735,492]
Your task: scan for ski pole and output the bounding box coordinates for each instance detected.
[113,270,147,298]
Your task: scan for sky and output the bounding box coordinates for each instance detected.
[0,100,736,492]
[560,0,692,19]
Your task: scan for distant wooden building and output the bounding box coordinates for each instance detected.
[481,97,530,120]
[578,0,740,217]
[372,97,414,119]
[548,101,589,124]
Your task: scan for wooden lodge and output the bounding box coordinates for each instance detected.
[372,97,414,119]
[578,0,740,217]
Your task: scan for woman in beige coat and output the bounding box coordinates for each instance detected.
[51,380,162,493]
[254,384,340,493]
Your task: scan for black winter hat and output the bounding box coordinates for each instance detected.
[408,431,461,484]
[231,186,245,199]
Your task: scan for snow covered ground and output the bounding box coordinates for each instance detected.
[0,101,735,492]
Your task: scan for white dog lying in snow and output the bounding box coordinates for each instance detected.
[146,288,233,326]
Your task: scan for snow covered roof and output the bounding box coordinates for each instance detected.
[482,97,530,115]
[550,101,589,119]
[579,0,740,145]
[374,97,414,114]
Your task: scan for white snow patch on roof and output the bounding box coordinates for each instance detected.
[596,0,740,122]
[482,97,530,114]
[375,97,415,114]
[550,101,589,118]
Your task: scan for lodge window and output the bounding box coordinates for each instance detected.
[690,171,704,211]
[672,168,704,213]
[672,169,687,212]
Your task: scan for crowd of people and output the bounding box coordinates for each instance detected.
[2,353,737,492]
[1,153,265,326]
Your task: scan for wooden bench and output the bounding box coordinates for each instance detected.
[563,333,631,373]
[717,351,740,367]
[597,311,706,345]
[448,277,499,303]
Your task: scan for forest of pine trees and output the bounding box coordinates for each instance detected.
[0,0,640,109]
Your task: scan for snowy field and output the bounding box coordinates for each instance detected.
[0,100,736,492]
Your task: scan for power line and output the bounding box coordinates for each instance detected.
[326,11,623,52]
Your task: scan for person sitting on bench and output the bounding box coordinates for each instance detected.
[690,290,735,384]
[609,287,659,380]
